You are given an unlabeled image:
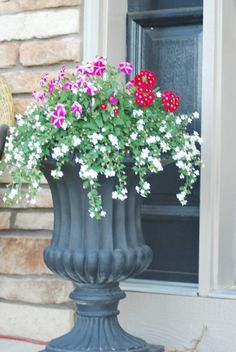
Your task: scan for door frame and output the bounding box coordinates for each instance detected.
[82,0,236,298]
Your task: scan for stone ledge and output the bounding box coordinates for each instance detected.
[0,42,18,68]
[0,237,51,274]
[20,36,81,66]
[14,210,53,230]
[0,8,80,41]
[0,301,74,340]
[0,0,80,15]
[0,276,74,304]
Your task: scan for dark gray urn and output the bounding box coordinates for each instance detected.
[41,157,164,352]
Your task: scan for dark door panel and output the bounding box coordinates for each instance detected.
[127,1,202,283]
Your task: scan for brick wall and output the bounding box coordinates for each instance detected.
[0,0,81,340]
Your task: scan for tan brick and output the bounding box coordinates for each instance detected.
[0,301,74,340]
[0,237,51,274]
[0,187,53,208]
[0,42,18,68]
[0,9,80,41]
[0,0,80,15]
[0,276,74,304]
[0,211,11,229]
[13,97,32,114]
[14,211,53,230]
[2,71,42,93]
[20,37,80,66]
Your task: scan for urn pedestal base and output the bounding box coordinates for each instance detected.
[41,284,164,352]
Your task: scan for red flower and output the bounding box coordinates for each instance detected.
[134,70,157,90]
[113,108,119,115]
[134,90,155,108]
[99,103,107,110]
[161,90,180,112]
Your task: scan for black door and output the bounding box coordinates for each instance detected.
[127,0,203,283]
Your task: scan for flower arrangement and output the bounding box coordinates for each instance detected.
[0,57,202,219]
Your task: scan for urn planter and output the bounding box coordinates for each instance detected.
[41,156,164,352]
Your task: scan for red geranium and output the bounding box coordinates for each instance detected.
[134,70,157,90]
[161,90,180,112]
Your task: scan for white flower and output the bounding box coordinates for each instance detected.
[141,148,149,159]
[156,91,162,98]
[100,146,106,153]
[133,109,143,117]
[160,126,166,133]
[143,182,150,190]
[108,134,119,147]
[101,210,106,217]
[165,132,172,139]
[193,112,200,119]
[131,132,138,140]
[9,188,18,200]
[61,144,69,154]
[146,136,156,144]
[176,116,182,125]
[89,211,95,218]
[152,158,163,171]
[72,136,81,147]
[104,169,115,178]
[160,141,169,152]
[112,191,118,199]
[90,133,103,145]
[177,191,187,206]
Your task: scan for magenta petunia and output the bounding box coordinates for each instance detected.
[58,65,66,80]
[71,102,83,118]
[48,79,57,94]
[77,64,94,76]
[109,96,119,105]
[52,103,66,128]
[32,91,46,102]
[77,76,86,87]
[93,60,106,76]
[84,82,98,96]
[40,73,48,87]
[119,62,133,75]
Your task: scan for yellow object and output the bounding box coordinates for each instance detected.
[0,76,15,127]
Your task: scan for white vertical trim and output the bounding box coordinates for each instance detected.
[198,0,223,296]
[82,0,127,64]
[82,0,100,61]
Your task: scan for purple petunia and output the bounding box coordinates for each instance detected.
[71,102,83,118]
[52,103,66,128]
[119,62,133,75]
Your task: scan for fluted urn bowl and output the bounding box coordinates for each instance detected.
[41,156,163,352]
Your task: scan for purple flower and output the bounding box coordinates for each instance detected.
[93,60,106,76]
[84,82,98,96]
[77,64,94,76]
[119,62,133,75]
[77,76,86,87]
[61,82,71,91]
[32,91,46,102]
[109,96,119,105]
[71,102,83,118]
[40,73,48,87]
[58,65,66,80]
[52,103,66,128]
[48,79,57,94]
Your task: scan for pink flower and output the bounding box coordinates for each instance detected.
[71,102,83,118]
[40,73,48,87]
[48,79,57,94]
[93,60,106,76]
[119,62,133,75]
[70,82,79,94]
[109,96,119,105]
[61,82,71,91]
[77,76,86,87]
[127,79,135,90]
[58,65,66,80]
[76,64,94,76]
[32,91,46,102]
[84,82,98,96]
[52,103,66,128]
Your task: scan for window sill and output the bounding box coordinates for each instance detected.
[120,279,199,297]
